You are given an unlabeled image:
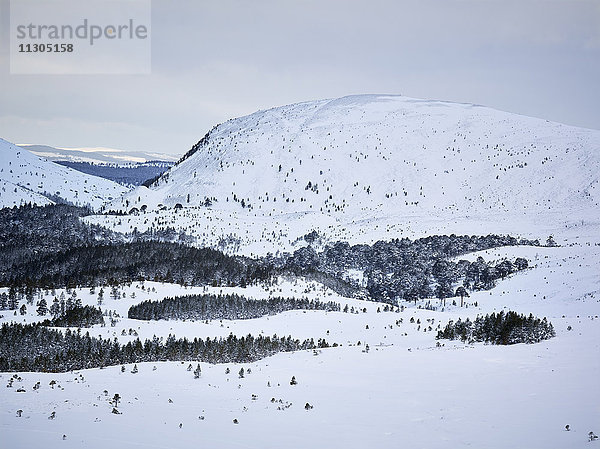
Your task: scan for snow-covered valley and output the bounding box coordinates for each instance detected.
[1,95,599,448]
[1,240,599,448]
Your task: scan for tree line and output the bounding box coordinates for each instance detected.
[284,233,535,304]
[1,204,540,308]
[128,293,340,321]
[1,241,271,288]
[0,322,329,372]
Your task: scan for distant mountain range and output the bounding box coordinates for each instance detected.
[53,161,175,187]
[15,144,177,187]
[0,138,129,209]
[20,144,179,164]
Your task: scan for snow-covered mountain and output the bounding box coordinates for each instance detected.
[0,138,129,209]
[2,96,600,449]
[21,144,179,164]
[98,95,600,254]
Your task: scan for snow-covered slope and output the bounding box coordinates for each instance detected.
[100,95,600,254]
[1,241,599,449]
[0,138,129,209]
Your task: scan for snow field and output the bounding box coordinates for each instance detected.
[1,243,599,448]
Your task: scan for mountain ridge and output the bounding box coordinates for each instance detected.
[107,94,600,216]
[0,138,129,209]
[91,94,600,255]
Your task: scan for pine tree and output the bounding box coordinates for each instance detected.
[65,295,74,312]
[25,288,35,306]
[50,298,60,319]
[193,363,201,379]
[36,298,48,316]
[455,286,469,307]
[73,292,82,308]
[8,287,18,310]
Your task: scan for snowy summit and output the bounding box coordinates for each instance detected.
[99,94,600,254]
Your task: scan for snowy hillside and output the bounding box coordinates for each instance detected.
[1,241,599,449]
[97,95,600,255]
[2,96,599,449]
[0,138,129,209]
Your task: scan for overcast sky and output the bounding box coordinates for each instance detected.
[1,0,599,156]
